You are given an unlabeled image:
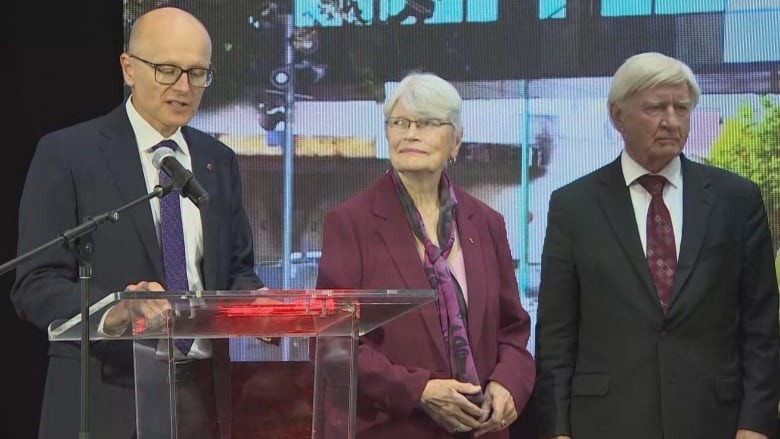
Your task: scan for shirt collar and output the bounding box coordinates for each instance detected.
[621,150,681,189]
[125,96,189,156]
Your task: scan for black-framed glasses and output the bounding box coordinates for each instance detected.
[129,54,214,88]
[385,117,453,131]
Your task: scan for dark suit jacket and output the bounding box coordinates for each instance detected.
[11,104,262,439]
[535,155,780,439]
[316,172,535,439]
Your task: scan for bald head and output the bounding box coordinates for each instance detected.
[121,7,214,137]
[128,7,212,60]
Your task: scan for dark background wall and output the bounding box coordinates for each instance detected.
[0,2,123,437]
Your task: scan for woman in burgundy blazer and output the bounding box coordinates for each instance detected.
[316,72,535,438]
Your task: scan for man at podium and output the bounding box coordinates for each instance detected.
[11,7,263,439]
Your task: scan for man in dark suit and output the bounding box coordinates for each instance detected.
[11,7,262,438]
[535,52,779,439]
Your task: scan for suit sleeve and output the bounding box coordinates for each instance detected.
[535,189,580,437]
[485,210,536,414]
[11,134,111,330]
[316,207,432,419]
[225,151,263,290]
[736,183,779,434]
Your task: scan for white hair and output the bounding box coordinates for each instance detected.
[383,72,463,132]
[608,52,701,108]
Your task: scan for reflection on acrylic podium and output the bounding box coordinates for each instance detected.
[49,289,435,438]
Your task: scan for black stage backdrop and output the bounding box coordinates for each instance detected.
[0,2,123,438]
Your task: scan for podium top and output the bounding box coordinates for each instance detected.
[48,289,436,341]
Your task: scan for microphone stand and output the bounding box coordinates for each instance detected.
[0,184,172,439]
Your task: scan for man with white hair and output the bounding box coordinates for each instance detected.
[535,52,779,439]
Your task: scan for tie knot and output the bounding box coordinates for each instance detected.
[153,139,179,152]
[638,174,667,197]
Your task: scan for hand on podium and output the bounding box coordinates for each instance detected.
[251,286,282,345]
[250,286,275,305]
[102,281,171,336]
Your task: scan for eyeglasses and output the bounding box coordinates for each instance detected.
[129,54,214,88]
[385,117,453,131]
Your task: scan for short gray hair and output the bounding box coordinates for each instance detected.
[608,52,700,108]
[383,72,463,132]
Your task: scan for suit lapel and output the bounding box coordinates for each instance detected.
[373,174,449,361]
[97,106,163,279]
[454,192,486,349]
[596,158,661,311]
[668,157,713,310]
[184,128,219,288]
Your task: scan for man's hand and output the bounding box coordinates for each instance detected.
[419,379,486,434]
[473,380,517,437]
[250,286,281,306]
[252,286,281,344]
[103,281,170,335]
[736,429,768,439]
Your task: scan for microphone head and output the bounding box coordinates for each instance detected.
[194,194,210,210]
[152,146,176,170]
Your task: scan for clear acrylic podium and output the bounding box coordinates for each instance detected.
[48,289,436,438]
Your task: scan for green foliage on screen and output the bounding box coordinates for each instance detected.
[708,96,780,250]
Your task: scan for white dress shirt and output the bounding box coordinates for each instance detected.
[126,98,205,286]
[621,150,683,258]
[98,99,210,359]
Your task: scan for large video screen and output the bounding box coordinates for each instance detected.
[124,0,780,360]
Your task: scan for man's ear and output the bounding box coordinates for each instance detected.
[119,53,134,87]
[609,101,624,133]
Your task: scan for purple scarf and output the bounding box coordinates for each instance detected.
[389,169,483,404]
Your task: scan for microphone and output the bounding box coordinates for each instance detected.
[152,147,210,209]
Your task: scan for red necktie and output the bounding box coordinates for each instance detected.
[638,175,677,313]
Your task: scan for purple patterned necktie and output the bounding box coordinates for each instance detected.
[638,174,677,313]
[153,139,193,354]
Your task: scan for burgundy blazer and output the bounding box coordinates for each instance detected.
[316,172,535,439]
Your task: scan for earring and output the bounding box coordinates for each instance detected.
[448,155,457,166]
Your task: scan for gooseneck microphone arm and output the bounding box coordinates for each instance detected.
[0,184,172,276]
